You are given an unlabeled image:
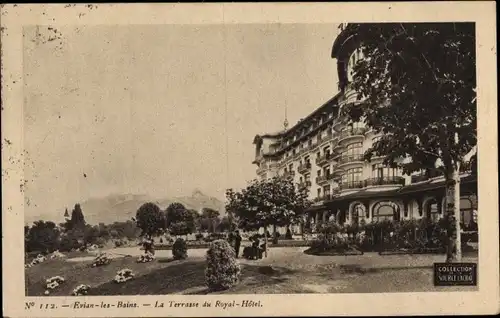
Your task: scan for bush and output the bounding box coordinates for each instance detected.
[205,240,241,291]
[59,236,81,252]
[172,238,188,260]
[195,233,204,241]
[285,228,293,240]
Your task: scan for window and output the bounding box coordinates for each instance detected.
[460,197,474,227]
[352,203,366,224]
[305,156,310,165]
[308,139,312,146]
[342,167,363,184]
[317,188,321,197]
[299,176,303,183]
[288,163,293,171]
[316,151,321,158]
[372,164,400,178]
[323,185,331,196]
[324,146,330,155]
[372,201,400,222]
[345,142,362,156]
[324,166,331,176]
[317,170,321,177]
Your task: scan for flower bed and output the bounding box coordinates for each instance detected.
[49,250,66,259]
[114,269,135,283]
[136,252,155,263]
[304,231,363,256]
[91,253,111,267]
[44,276,65,295]
[25,254,47,268]
[71,284,91,296]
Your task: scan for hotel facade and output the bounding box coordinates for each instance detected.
[252,24,478,233]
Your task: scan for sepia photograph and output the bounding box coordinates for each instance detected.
[21,20,479,296]
[1,2,498,317]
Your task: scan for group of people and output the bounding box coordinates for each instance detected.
[228,230,267,260]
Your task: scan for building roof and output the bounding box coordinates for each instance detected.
[253,92,342,146]
[331,24,357,59]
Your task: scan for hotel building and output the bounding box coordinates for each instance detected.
[252,24,478,233]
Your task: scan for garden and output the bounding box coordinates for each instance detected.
[305,218,478,256]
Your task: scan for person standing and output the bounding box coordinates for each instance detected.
[234,230,242,258]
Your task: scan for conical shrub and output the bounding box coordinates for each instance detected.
[205,239,241,291]
[172,238,188,260]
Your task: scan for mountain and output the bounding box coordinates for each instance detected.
[25,190,225,225]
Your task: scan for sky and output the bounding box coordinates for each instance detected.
[23,23,340,218]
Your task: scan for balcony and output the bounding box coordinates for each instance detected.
[297,180,312,189]
[314,194,333,203]
[332,142,346,154]
[316,153,332,166]
[256,165,268,174]
[365,176,406,187]
[315,174,332,186]
[338,127,367,144]
[297,162,312,174]
[331,187,341,196]
[340,180,365,190]
[332,165,345,176]
[410,169,442,183]
[317,131,334,145]
[337,154,364,168]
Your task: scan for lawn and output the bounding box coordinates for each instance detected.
[25,247,478,296]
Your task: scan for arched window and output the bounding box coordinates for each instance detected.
[352,203,366,224]
[372,201,400,222]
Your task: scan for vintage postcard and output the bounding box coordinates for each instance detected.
[2,2,499,317]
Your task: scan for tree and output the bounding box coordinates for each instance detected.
[25,221,61,253]
[226,176,311,257]
[342,23,476,262]
[71,204,86,227]
[165,203,197,236]
[135,202,164,237]
[61,203,86,231]
[202,207,221,233]
[216,216,236,233]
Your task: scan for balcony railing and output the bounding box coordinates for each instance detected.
[315,174,332,185]
[340,176,405,190]
[338,127,367,141]
[297,162,312,174]
[314,194,333,203]
[297,180,312,188]
[364,176,405,187]
[316,153,332,166]
[332,142,346,154]
[256,166,268,174]
[338,153,364,165]
[340,180,365,190]
[410,169,442,183]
